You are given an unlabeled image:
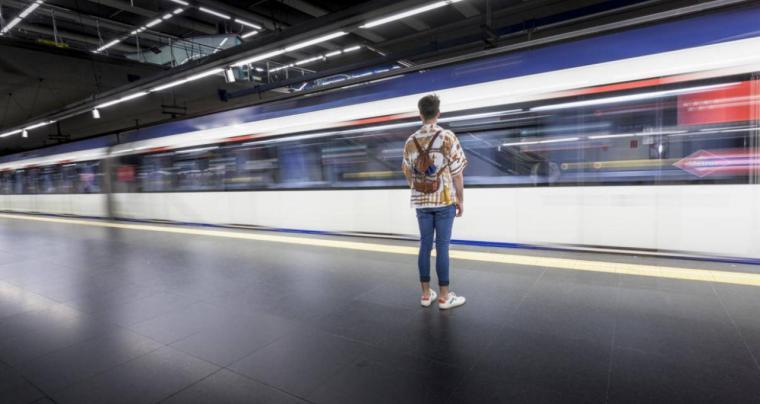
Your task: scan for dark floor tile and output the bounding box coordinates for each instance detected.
[619,272,717,296]
[614,311,749,365]
[52,346,219,404]
[448,373,591,404]
[391,309,504,368]
[127,301,242,344]
[0,305,110,366]
[0,362,46,404]
[170,311,301,366]
[0,281,58,322]
[229,329,365,397]
[472,327,611,403]
[89,290,201,327]
[19,329,162,393]
[315,299,416,350]
[309,347,464,404]
[608,346,760,404]
[162,369,308,404]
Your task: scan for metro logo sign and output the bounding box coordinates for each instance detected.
[674,149,760,177]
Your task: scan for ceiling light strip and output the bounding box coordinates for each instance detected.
[199,7,231,20]
[234,31,347,67]
[235,18,261,29]
[359,0,463,29]
[94,7,187,53]
[0,0,45,36]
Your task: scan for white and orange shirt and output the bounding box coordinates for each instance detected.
[402,123,467,209]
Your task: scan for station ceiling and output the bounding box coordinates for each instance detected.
[0,0,728,155]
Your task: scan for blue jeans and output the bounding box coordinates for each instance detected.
[416,204,455,286]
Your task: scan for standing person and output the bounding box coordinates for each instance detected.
[402,94,468,310]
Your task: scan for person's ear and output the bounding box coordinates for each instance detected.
[420,114,425,121]
[436,112,441,119]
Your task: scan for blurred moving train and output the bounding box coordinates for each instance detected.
[2,5,760,260]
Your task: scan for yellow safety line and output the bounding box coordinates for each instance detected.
[1,213,759,287]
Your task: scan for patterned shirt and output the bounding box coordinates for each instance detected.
[402,123,468,209]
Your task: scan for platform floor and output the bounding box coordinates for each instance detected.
[1,213,760,403]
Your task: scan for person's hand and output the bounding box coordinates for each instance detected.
[455,201,463,217]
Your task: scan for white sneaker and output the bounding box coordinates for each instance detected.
[421,290,437,307]
[438,292,466,310]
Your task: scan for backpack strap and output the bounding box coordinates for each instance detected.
[425,131,441,154]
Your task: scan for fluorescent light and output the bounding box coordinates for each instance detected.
[199,7,230,20]
[96,91,148,109]
[173,8,184,14]
[241,31,259,39]
[532,83,738,112]
[1,0,44,35]
[162,13,173,20]
[359,0,462,29]
[96,39,121,52]
[19,2,41,18]
[0,129,22,138]
[284,31,347,52]
[146,19,162,28]
[1,17,23,34]
[234,32,345,67]
[235,18,261,29]
[150,68,223,92]
[502,137,580,147]
[233,49,286,67]
[22,130,28,138]
[218,37,229,47]
[92,109,101,119]
[295,55,323,66]
[25,120,55,130]
[170,0,189,5]
[343,45,361,52]
[224,67,236,83]
[325,50,341,57]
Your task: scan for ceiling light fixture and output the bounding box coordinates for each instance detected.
[146,18,162,28]
[233,31,347,67]
[170,0,189,5]
[162,13,173,20]
[0,129,22,138]
[359,0,463,29]
[95,92,148,109]
[95,39,121,52]
[199,7,231,20]
[0,0,44,36]
[92,109,101,119]
[150,68,224,92]
[241,31,259,39]
[224,67,236,83]
[22,130,28,138]
[235,18,261,29]
[173,8,184,14]
[343,45,361,53]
